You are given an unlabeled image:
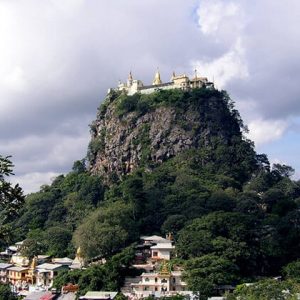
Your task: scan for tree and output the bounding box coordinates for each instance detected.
[161,214,186,235]
[176,227,213,259]
[74,221,128,259]
[272,164,295,178]
[53,246,135,294]
[227,279,300,300]
[72,159,87,174]
[206,190,236,212]
[283,260,300,281]
[0,283,17,300]
[19,239,45,260]
[44,226,73,257]
[0,155,24,242]
[176,212,255,258]
[184,254,238,300]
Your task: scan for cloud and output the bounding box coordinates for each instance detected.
[197,0,240,36]
[1,0,300,192]
[247,119,288,146]
[192,0,249,88]
[2,66,27,92]
[191,38,249,88]
[10,172,61,195]
[0,129,90,175]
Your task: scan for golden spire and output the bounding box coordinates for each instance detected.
[30,256,38,269]
[153,68,162,85]
[76,246,83,257]
[159,261,171,276]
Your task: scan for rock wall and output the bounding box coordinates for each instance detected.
[88,90,239,183]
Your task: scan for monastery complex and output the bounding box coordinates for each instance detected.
[110,70,214,96]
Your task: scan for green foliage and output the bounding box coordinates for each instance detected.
[0,283,17,300]
[161,214,187,235]
[73,201,137,259]
[206,190,236,212]
[53,246,135,295]
[44,226,73,257]
[115,93,141,117]
[114,293,127,300]
[97,90,121,118]
[283,260,300,281]
[9,169,105,256]
[113,89,245,139]
[160,295,185,300]
[273,163,295,178]
[175,212,256,281]
[74,222,128,259]
[227,279,300,300]
[6,86,300,294]
[184,254,238,299]
[132,124,151,166]
[0,155,25,244]
[72,159,87,173]
[19,238,45,260]
[87,134,106,163]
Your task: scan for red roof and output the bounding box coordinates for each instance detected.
[40,293,55,300]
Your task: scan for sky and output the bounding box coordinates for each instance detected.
[0,0,300,193]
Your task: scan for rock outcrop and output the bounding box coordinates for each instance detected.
[88,89,242,183]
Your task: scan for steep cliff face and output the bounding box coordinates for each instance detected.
[88,88,244,182]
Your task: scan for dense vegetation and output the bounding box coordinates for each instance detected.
[0,283,17,300]
[53,246,135,297]
[0,155,24,248]
[2,88,300,298]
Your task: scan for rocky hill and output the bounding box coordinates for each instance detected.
[8,85,300,298]
[88,88,248,183]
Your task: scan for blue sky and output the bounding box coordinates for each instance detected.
[0,0,299,193]
[257,121,300,179]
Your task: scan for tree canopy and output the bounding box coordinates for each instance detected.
[3,89,300,297]
[0,155,24,245]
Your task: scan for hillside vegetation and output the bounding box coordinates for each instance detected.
[4,88,300,298]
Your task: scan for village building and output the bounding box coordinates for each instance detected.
[130,263,187,298]
[140,235,171,244]
[79,291,118,300]
[0,263,13,283]
[0,240,24,262]
[36,263,66,287]
[52,257,73,266]
[7,265,29,286]
[62,283,79,294]
[112,70,214,96]
[134,235,174,264]
[123,235,191,299]
[0,245,17,261]
[10,253,30,267]
[150,242,174,261]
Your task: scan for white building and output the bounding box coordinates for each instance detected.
[52,257,73,266]
[79,291,118,300]
[112,70,214,96]
[36,263,65,287]
[131,268,187,298]
[150,242,174,261]
[131,270,187,293]
[140,235,171,244]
